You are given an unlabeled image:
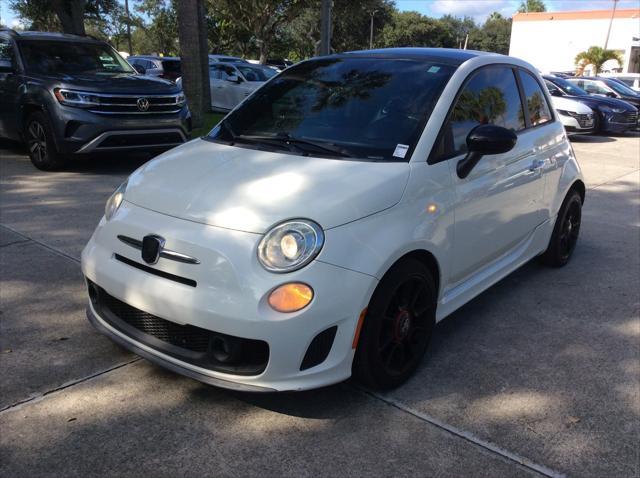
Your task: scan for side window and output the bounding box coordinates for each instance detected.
[210,65,223,79]
[0,38,15,65]
[519,70,552,126]
[545,80,561,96]
[433,66,525,161]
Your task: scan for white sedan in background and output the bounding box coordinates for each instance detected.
[209,63,276,111]
[549,95,596,135]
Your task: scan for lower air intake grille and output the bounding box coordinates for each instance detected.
[300,326,337,370]
[88,280,269,375]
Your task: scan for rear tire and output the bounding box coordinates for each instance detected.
[539,189,582,267]
[25,112,67,171]
[353,258,436,390]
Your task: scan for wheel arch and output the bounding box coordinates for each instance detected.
[380,249,441,300]
[569,179,586,204]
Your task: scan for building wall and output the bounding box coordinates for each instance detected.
[509,9,640,73]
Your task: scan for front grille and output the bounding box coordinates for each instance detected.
[98,132,184,148]
[624,111,638,124]
[86,93,184,115]
[103,293,210,351]
[575,113,595,128]
[88,281,269,375]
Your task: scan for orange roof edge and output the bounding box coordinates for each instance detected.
[513,8,640,22]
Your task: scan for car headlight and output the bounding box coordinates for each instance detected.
[257,220,324,273]
[105,181,127,221]
[176,92,186,105]
[556,109,576,117]
[600,105,625,113]
[53,88,100,107]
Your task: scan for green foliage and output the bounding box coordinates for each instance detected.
[518,0,546,13]
[470,12,512,54]
[134,0,179,55]
[381,11,450,48]
[575,46,624,75]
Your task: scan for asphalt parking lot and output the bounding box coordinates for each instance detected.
[1,133,638,477]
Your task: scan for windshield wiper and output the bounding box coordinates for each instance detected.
[236,133,353,158]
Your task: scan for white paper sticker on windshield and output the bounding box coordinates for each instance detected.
[393,144,409,158]
[428,66,441,73]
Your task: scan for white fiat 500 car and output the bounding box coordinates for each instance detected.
[82,49,584,392]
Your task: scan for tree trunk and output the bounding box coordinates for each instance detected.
[259,41,268,64]
[177,0,210,129]
[51,0,87,36]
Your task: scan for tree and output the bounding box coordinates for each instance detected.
[176,0,211,128]
[438,14,478,48]
[381,11,449,48]
[10,0,117,35]
[212,0,310,63]
[135,0,179,55]
[518,0,546,13]
[470,12,511,54]
[575,46,623,75]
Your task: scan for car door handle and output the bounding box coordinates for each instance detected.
[529,159,545,172]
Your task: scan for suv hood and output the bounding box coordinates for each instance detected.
[45,73,179,94]
[125,139,410,234]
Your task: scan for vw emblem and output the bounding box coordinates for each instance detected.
[136,97,150,112]
[141,234,165,265]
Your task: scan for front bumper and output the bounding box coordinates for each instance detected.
[559,114,595,135]
[599,111,639,133]
[81,201,377,391]
[49,105,192,154]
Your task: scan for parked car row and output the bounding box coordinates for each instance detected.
[544,74,639,135]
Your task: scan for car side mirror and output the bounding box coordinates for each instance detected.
[457,124,517,179]
[227,74,242,83]
[0,59,14,73]
[133,64,146,75]
[605,91,616,98]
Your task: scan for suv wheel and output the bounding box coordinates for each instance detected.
[25,112,67,171]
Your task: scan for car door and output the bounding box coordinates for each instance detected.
[0,37,20,140]
[433,65,550,284]
[209,64,227,110]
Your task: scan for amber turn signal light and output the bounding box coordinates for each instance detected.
[268,283,313,313]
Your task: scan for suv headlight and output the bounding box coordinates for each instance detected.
[53,88,100,107]
[556,109,576,117]
[257,220,324,273]
[105,181,127,221]
[176,92,186,105]
[600,105,625,113]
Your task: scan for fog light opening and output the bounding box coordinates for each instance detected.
[87,282,99,305]
[268,283,314,313]
[211,335,243,364]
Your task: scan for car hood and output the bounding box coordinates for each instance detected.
[573,94,637,111]
[42,73,179,94]
[124,139,410,234]
[551,96,593,114]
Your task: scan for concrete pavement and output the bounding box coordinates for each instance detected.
[1,134,638,477]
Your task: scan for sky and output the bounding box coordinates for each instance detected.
[1,0,639,28]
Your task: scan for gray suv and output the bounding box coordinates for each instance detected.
[0,29,191,170]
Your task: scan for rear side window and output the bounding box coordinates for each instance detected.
[0,38,14,64]
[432,66,525,162]
[161,60,181,73]
[518,70,552,126]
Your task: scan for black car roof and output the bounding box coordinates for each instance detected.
[6,31,105,44]
[343,47,497,66]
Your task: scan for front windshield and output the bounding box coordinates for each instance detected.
[19,40,134,75]
[208,57,456,161]
[603,78,640,97]
[551,77,588,96]
[236,65,274,82]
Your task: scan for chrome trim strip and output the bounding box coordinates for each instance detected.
[88,109,183,115]
[77,128,187,153]
[117,235,200,264]
[61,90,183,98]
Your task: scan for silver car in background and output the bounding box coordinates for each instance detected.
[209,63,277,111]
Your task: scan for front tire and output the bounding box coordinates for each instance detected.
[539,189,582,267]
[353,258,436,390]
[25,112,67,171]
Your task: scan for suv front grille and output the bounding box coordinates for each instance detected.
[87,93,184,115]
[87,281,269,375]
[623,111,638,124]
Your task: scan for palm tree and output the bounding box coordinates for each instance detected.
[575,46,623,76]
